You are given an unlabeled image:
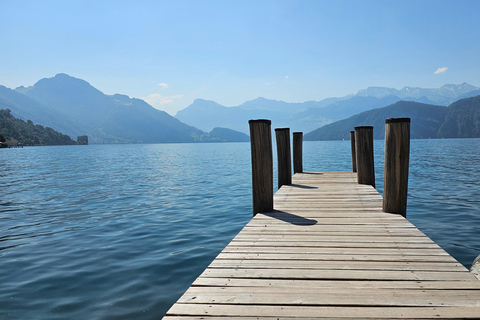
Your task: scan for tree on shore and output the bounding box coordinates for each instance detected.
[0,108,76,145]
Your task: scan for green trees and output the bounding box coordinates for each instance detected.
[0,108,76,145]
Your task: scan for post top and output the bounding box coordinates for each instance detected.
[275,127,290,132]
[249,119,271,125]
[385,118,411,124]
[354,126,373,129]
[293,132,303,135]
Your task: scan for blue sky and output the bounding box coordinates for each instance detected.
[1,0,479,115]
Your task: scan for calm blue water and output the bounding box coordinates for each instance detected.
[1,139,479,319]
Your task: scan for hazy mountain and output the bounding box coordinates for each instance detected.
[5,75,478,143]
[175,98,301,133]
[0,85,84,137]
[175,83,478,135]
[456,89,480,101]
[175,98,353,134]
[304,101,448,141]
[175,99,250,133]
[355,83,478,105]
[5,73,248,144]
[206,127,250,142]
[304,95,480,141]
[14,74,203,143]
[237,97,327,113]
[301,95,404,122]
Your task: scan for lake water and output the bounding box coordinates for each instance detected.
[1,139,479,319]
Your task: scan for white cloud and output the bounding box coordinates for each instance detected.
[142,93,185,115]
[157,83,169,89]
[285,75,289,79]
[434,67,448,75]
[143,93,183,106]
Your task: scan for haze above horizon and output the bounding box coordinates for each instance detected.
[1,0,479,115]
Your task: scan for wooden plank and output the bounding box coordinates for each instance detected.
[229,241,441,248]
[236,230,430,236]
[215,252,460,263]
[208,259,468,271]
[167,304,480,318]
[222,246,450,256]
[179,287,480,307]
[192,277,480,289]
[241,225,423,231]
[198,268,477,281]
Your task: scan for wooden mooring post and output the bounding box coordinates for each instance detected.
[293,132,303,174]
[275,128,292,189]
[383,118,411,217]
[355,126,375,187]
[350,130,356,172]
[249,120,273,217]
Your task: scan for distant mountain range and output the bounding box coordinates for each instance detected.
[1,74,479,144]
[0,74,249,144]
[304,95,480,140]
[175,83,479,134]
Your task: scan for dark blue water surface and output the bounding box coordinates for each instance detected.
[1,140,479,319]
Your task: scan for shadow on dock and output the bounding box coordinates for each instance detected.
[260,210,317,226]
[290,183,318,189]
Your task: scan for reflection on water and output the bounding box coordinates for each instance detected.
[1,139,479,319]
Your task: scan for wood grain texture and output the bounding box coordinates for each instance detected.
[355,126,375,187]
[275,128,292,189]
[350,130,357,172]
[249,120,273,216]
[165,172,480,319]
[383,118,410,217]
[293,132,303,174]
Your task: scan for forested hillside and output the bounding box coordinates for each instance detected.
[304,95,480,141]
[0,109,76,146]
[437,95,480,138]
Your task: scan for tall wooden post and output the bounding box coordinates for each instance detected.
[275,128,292,189]
[350,130,356,172]
[383,118,410,217]
[293,132,303,174]
[355,126,375,187]
[249,120,273,216]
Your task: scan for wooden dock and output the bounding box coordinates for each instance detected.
[165,172,480,319]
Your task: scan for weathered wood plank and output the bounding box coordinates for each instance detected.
[208,259,468,271]
[222,246,450,256]
[229,240,440,248]
[167,304,480,318]
[237,229,429,236]
[179,287,480,307]
[215,252,460,262]
[198,268,476,281]
[192,278,480,289]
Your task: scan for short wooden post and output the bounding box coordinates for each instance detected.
[293,132,303,174]
[350,130,356,172]
[249,120,273,216]
[355,126,375,187]
[383,118,410,217]
[275,128,292,189]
